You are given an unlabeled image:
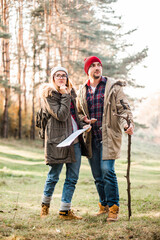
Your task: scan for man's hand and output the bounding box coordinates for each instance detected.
[83,124,92,132]
[124,123,134,135]
[83,116,97,124]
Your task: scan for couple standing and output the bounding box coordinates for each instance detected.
[39,56,134,221]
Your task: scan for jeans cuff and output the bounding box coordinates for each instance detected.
[42,195,52,204]
[60,201,71,211]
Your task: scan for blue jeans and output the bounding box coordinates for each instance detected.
[43,142,81,203]
[88,138,119,207]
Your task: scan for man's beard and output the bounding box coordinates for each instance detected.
[93,74,101,79]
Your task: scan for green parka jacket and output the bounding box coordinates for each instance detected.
[40,83,85,165]
[77,77,134,160]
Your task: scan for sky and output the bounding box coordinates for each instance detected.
[114,0,160,98]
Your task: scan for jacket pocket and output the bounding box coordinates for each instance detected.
[47,140,69,160]
[48,127,67,142]
[107,128,122,156]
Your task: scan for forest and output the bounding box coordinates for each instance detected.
[0,0,147,139]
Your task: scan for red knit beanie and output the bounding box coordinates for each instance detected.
[84,56,102,75]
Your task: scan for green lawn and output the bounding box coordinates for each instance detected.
[0,135,160,240]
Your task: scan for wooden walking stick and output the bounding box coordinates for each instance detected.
[113,113,132,220]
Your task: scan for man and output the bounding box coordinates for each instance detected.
[77,56,134,221]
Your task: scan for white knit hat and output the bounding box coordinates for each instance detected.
[51,66,68,79]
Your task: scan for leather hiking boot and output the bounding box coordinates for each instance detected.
[95,202,109,216]
[40,203,49,218]
[59,210,82,220]
[107,204,119,222]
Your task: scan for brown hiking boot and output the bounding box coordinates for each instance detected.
[107,204,119,221]
[40,203,49,218]
[95,202,109,216]
[59,210,82,220]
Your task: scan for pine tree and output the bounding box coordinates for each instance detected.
[17,0,23,139]
[0,0,11,138]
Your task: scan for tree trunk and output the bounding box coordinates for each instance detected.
[2,88,9,138]
[22,54,27,117]
[30,32,36,140]
[54,0,63,65]
[21,4,27,118]
[52,2,57,66]
[44,0,52,82]
[17,0,23,139]
[1,0,10,138]
[66,25,70,72]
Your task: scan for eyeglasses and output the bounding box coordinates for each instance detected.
[55,74,67,79]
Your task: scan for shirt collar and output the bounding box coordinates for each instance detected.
[86,76,106,87]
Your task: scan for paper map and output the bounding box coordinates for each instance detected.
[57,126,90,147]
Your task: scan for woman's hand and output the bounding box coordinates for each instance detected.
[59,85,70,94]
[83,124,92,132]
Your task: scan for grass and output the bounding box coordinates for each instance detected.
[0,135,160,240]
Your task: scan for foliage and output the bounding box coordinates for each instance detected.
[0,0,148,138]
[0,15,11,39]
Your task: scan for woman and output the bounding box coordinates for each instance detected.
[40,66,90,220]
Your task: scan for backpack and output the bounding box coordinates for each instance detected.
[36,108,50,139]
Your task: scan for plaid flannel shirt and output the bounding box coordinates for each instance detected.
[86,76,107,142]
[70,100,79,131]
